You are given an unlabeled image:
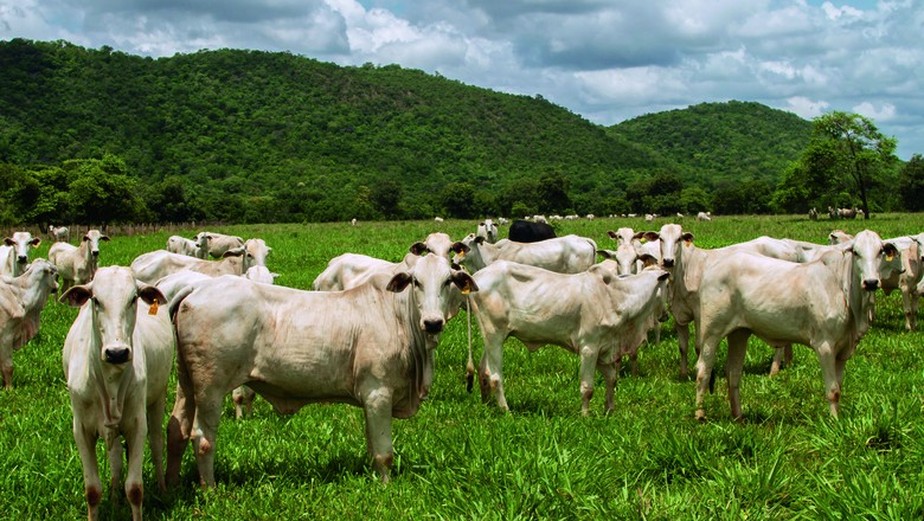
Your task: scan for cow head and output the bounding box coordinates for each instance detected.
[386,253,478,335]
[22,258,58,295]
[845,230,901,292]
[82,230,110,258]
[4,231,41,266]
[60,267,167,366]
[224,238,271,271]
[650,224,692,269]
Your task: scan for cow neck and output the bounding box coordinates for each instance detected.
[842,250,875,348]
[394,280,434,417]
[14,270,52,350]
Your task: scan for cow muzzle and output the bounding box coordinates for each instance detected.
[423,318,445,334]
[17,255,27,264]
[661,258,675,268]
[103,346,131,365]
[91,250,100,258]
[863,279,879,291]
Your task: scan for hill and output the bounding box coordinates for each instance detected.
[0,39,811,223]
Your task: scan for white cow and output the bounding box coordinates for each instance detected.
[696,211,712,221]
[61,267,173,520]
[49,225,71,243]
[879,234,924,331]
[469,261,670,415]
[165,254,478,485]
[225,238,271,269]
[0,259,58,389]
[198,232,245,259]
[313,252,418,291]
[130,250,244,284]
[476,219,499,244]
[48,230,109,293]
[1,231,42,278]
[166,235,206,259]
[453,234,597,274]
[692,230,900,420]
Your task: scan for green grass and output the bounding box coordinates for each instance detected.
[2,214,924,519]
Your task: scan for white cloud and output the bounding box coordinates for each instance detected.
[853,101,896,122]
[786,96,829,119]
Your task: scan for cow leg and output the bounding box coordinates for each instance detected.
[694,335,719,421]
[147,398,167,492]
[902,287,917,331]
[74,421,102,521]
[816,344,840,417]
[677,322,691,379]
[578,346,598,416]
[769,344,793,376]
[167,380,195,487]
[123,417,146,521]
[191,396,222,488]
[362,387,394,482]
[479,337,508,412]
[597,359,618,415]
[104,429,124,505]
[726,330,750,422]
[232,385,256,419]
[1,346,12,390]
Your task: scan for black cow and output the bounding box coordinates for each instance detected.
[508,219,556,243]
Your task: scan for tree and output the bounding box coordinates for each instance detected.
[899,154,924,211]
[809,112,897,219]
[64,154,146,224]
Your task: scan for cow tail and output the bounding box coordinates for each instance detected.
[168,285,196,322]
[166,286,197,487]
[465,295,475,393]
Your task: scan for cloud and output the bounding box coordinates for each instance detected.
[853,101,896,122]
[785,96,829,119]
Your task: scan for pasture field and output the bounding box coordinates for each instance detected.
[2,214,924,519]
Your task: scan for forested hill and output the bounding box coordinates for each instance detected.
[610,101,813,187]
[0,39,811,224]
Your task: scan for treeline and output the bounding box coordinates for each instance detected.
[0,39,915,225]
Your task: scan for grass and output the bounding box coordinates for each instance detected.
[2,214,924,519]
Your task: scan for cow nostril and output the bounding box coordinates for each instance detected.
[863,280,879,291]
[423,320,444,334]
[661,259,675,268]
[104,348,130,364]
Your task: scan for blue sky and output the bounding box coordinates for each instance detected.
[2,0,921,159]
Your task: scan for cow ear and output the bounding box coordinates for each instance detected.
[639,253,658,268]
[607,230,618,239]
[3,237,14,246]
[474,236,486,245]
[657,271,671,281]
[597,249,615,260]
[451,242,470,255]
[409,242,429,256]
[883,242,899,260]
[60,286,92,307]
[386,273,413,293]
[100,235,110,242]
[452,271,478,294]
[681,232,695,244]
[223,247,245,258]
[638,231,659,243]
[138,285,167,306]
[30,237,41,247]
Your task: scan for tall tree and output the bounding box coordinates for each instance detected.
[810,112,897,219]
[899,154,924,211]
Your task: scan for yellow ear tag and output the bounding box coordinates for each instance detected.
[886,253,894,262]
[457,251,466,259]
[148,301,159,315]
[460,287,471,295]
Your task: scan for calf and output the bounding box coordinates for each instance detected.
[469,261,670,414]
[693,230,900,420]
[166,254,477,485]
[61,267,172,520]
[0,259,58,388]
[1,231,42,277]
[48,230,109,293]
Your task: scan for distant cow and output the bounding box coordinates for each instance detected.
[469,261,670,414]
[476,219,499,244]
[48,230,109,293]
[166,235,207,259]
[61,267,172,520]
[1,231,42,278]
[508,219,556,243]
[197,232,245,259]
[166,254,478,485]
[0,259,58,389]
[692,230,900,420]
[49,225,70,243]
[454,234,597,274]
[696,211,712,222]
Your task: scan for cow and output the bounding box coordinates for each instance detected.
[878,234,924,331]
[808,208,819,221]
[692,230,900,421]
[507,219,556,243]
[165,253,478,485]
[838,207,858,220]
[1,231,42,278]
[313,252,418,291]
[453,234,597,274]
[224,238,272,270]
[61,267,172,520]
[198,232,245,259]
[166,235,207,259]
[49,225,71,243]
[243,265,277,285]
[48,230,109,293]
[696,212,712,222]
[0,259,58,389]
[130,250,244,284]
[476,219,499,244]
[469,260,670,415]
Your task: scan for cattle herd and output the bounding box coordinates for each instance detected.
[0,217,920,519]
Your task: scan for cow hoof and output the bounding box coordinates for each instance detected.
[694,409,707,422]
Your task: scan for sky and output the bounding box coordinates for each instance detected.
[2,0,922,159]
